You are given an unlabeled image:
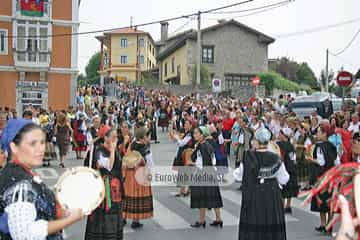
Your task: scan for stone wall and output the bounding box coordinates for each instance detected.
[186,23,270,86]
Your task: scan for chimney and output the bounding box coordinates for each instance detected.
[217,19,227,24]
[160,22,169,42]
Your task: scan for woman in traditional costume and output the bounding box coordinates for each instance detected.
[72,113,88,159]
[170,119,194,197]
[158,102,170,132]
[277,128,299,214]
[122,127,154,229]
[238,127,289,240]
[212,121,229,176]
[309,123,337,234]
[0,119,84,240]
[85,125,124,240]
[190,126,223,228]
[54,113,73,168]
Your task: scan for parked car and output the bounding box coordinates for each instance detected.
[331,98,357,113]
[289,95,333,119]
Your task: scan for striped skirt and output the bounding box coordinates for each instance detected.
[122,168,154,220]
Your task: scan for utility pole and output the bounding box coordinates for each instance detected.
[325,48,329,92]
[196,11,201,86]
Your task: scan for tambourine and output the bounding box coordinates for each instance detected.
[181,149,194,166]
[54,167,105,215]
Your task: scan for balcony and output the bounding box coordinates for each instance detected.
[14,50,51,69]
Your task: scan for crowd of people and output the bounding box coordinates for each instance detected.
[0,83,360,239]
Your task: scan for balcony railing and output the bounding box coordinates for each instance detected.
[14,50,51,68]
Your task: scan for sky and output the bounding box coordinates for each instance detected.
[78,0,360,78]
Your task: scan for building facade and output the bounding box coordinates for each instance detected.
[157,20,275,91]
[0,0,80,113]
[96,28,157,83]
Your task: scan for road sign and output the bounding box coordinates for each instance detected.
[212,79,222,93]
[336,71,353,87]
[251,76,261,86]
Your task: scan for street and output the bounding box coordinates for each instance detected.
[34,131,333,240]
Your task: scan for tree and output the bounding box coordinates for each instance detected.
[77,73,86,87]
[191,65,210,88]
[270,57,318,88]
[356,69,360,82]
[85,52,101,85]
[296,63,318,88]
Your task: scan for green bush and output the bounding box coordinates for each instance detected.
[259,72,313,94]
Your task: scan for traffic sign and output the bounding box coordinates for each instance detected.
[212,79,222,93]
[251,76,261,86]
[336,71,353,87]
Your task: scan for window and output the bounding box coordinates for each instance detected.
[202,46,214,63]
[171,58,175,73]
[139,38,144,48]
[164,63,168,77]
[0,29,8,55]
[120,55,128,64]
[120,38,128,48]
[15,21,50,63]
[39,28,48,52]
[104,53,109,66]
[139,55,144,64]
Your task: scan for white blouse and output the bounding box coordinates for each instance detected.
[4,181,48,240]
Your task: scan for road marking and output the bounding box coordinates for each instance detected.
[153,199,189,230]
[34,168,59,179]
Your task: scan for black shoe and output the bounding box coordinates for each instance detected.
[190,221,206,228]
[210,221,223,228]
[59,163,65,168]
[155,141,160,144]
[284,207,292,214]
[131,222,143,229]
[315,226,326,233]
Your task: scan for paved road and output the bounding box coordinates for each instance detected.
[35,131,333,240]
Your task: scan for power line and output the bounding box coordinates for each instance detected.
[275,18,360,38]
[202,1,291,21]
[332,27,360,56]
[169,17,196,36]
[206,0,291,14]
[328,50,357,69]
[231,1,292,18]
[5,0,253,39]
